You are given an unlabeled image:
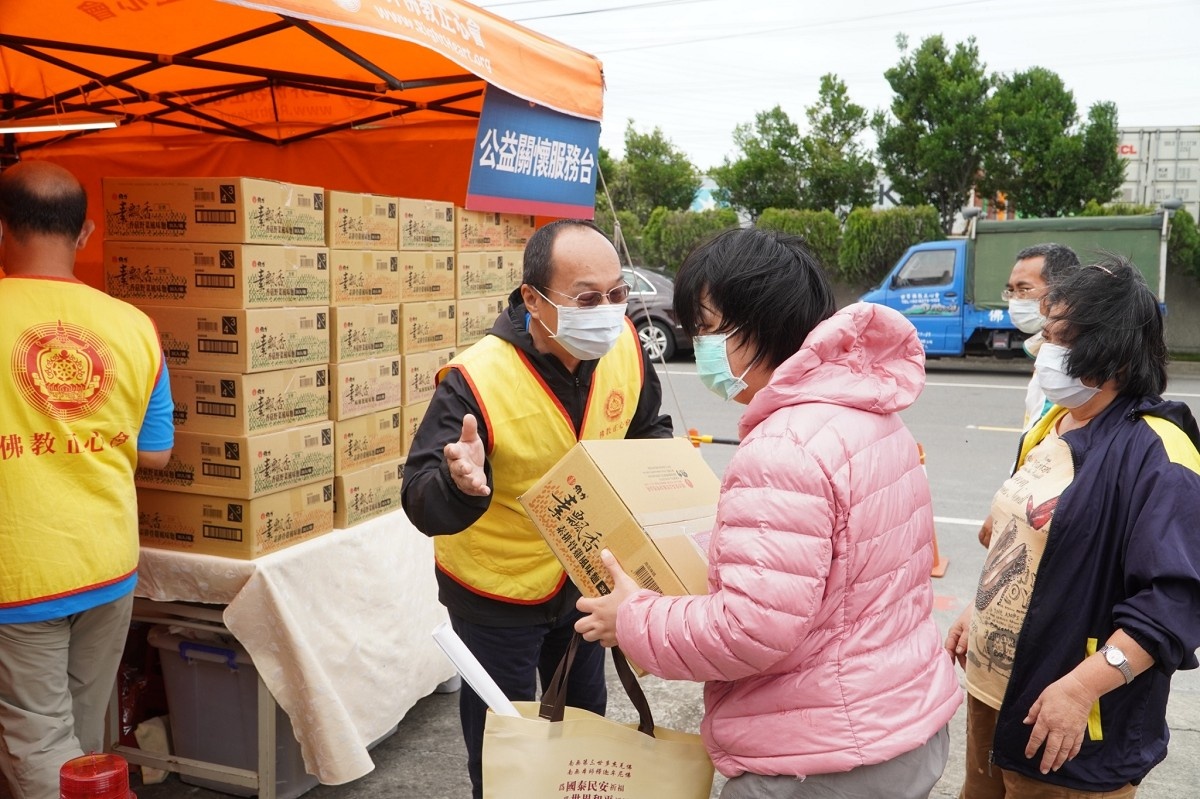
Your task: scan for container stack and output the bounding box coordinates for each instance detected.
[103,176,336,558]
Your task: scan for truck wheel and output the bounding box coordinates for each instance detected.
[637,319,676,361]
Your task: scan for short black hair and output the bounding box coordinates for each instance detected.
[522,219,608,289]
[673,227,836,371]
[1015,242,1080,284]
[0,166,88,241]
[1044,254,1167,397]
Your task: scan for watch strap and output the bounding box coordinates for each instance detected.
[1100,644,1134,684]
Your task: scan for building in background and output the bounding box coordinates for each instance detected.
[1118,126,1200,219]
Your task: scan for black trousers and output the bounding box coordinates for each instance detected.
[449,608,607,799]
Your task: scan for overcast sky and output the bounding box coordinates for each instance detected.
[478,0,1200,171]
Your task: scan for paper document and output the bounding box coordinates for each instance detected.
[431,622,520,717]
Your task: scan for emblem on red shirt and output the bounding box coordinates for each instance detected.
[12,321,114,421]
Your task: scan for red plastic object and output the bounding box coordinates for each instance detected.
[59,754,135,799]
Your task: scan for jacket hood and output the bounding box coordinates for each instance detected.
[739,302,925,438]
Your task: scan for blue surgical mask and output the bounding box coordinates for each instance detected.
[694,331,751,402]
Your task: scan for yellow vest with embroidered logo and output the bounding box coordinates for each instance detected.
[0,277,162,609]
[434,320,644,603]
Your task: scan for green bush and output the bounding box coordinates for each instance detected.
[756,208,842,274]
[1167,207,1200,279]
[1078,199,1156,216]
[641,207,740,274]
[837,206,944,286]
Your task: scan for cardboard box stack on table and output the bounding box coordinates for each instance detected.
[103,176,336,558]
[453,209,532,348]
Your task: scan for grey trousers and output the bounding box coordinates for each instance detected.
[0,593,134,799]
[720,724,951,799]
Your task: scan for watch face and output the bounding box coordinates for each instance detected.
[1105,648,1122,666]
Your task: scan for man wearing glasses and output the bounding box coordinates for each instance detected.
[402,219,673,799]
[979,242,1080,547]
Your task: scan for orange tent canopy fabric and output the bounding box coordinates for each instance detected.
[1,0,605,286]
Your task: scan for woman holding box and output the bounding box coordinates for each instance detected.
[576,227,961,798]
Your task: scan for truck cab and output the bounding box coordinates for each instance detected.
[859,239,1021,357]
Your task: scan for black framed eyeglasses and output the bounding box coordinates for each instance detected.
[539,282,631,308]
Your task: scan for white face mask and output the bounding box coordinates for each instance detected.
[1008,298,1045,334]
[534,289,628,360]
[1034,342,1100,409]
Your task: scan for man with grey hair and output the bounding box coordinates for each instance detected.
[979,242,1080,546]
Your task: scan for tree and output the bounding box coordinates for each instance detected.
[1077,101,1125,209]
[611,122,700,222]
[980,69,1124,216]
[797,74,876,217]
[709,106,803,221]
[874,35,998,233]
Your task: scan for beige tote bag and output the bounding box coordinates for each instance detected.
[482,634,715,799]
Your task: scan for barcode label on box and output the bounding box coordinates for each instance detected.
[198,320,219,332]
[303,434,318,448]
[299,376,313,388]
[196,210,236,224]
[195,274,236,289]
[634,565,662,594]
[196,383,216,395]
[200,444,222,457]
[202,507,224,520]
[300,318,314,329]
[196,400,236,418]
[194,189,216,202]
[202,463,242,479]
[197,340,239,354]
[203,524,243,542]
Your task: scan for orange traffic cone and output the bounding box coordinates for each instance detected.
[918,443,949,578]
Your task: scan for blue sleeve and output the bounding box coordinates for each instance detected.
[138,357,174,452]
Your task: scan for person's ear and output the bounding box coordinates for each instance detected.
[76,219,96,250]
[520,283,542,317]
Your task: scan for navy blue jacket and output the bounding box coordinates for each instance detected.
[992,394,1200,790]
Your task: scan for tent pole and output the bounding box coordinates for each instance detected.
[283,17,404,90]
[0,23,291,120]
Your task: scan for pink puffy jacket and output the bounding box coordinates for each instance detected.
[616,302,962,779]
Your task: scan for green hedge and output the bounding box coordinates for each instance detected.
[641,206,740,274]
[837,206,944,287]
[756,208,841,274]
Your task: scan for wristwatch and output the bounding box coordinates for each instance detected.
[1099,644,1134,684]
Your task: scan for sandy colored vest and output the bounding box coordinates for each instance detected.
[0,277,161,609]
[434,320,643,603]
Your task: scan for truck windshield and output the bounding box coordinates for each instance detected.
[893,250,955,288]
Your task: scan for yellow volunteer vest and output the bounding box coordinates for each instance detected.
[0,277,162,609]
[434,320,643,603]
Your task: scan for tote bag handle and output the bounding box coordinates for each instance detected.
[539,632,655,737]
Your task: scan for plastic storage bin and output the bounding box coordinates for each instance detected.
[147,626,319,799]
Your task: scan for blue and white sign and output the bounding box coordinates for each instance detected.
[466,87,600,218]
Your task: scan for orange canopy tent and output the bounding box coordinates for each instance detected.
[0,0,605,286]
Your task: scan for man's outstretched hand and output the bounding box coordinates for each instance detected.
[444,413,490,496]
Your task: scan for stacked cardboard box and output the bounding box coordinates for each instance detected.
[104,176,335,557]
[327,194,435,527]
[452,210,529,348]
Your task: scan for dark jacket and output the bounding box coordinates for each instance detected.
[992,394,1200,790]
[401,289,673,626]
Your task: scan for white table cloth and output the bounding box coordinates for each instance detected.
[135,510,455,785]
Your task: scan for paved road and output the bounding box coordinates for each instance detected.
[118,357,1200,799]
